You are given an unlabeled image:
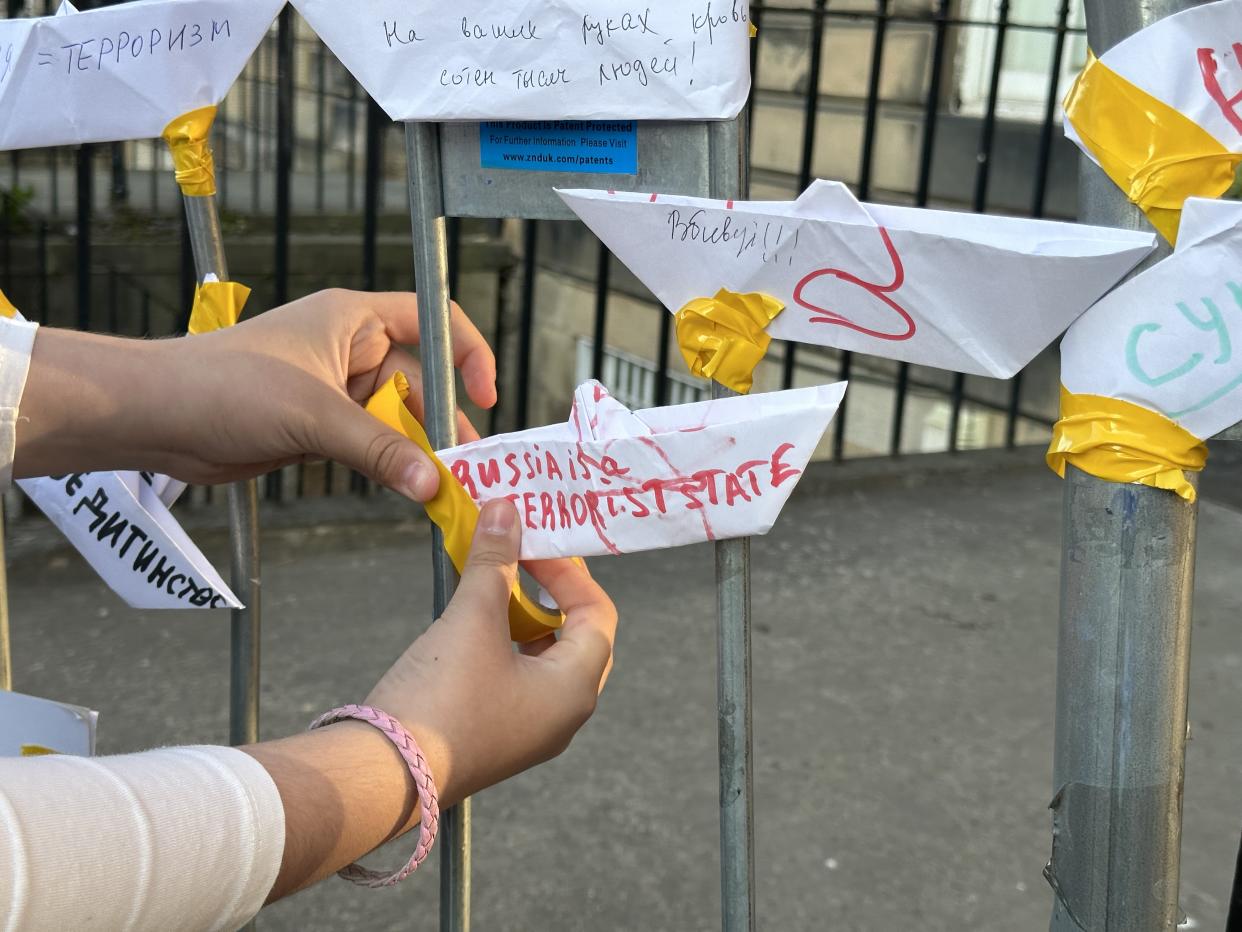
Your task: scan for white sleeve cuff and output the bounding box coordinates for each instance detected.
[0,315,38,490]
[0,745,286,932]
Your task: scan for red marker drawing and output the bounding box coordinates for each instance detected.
[792,227,916,342]
[1199,43,1242,135]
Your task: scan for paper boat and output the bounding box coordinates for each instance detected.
[292,0,751,122]
[1061,197,1242,441]
[0,689,96,758]
[1062,0,1242,241]
[558,181,1156,379]
[437,379,846,560]
[0,0,283,150]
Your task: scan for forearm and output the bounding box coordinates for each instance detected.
[13,327,177,478]
[244,721,438,902]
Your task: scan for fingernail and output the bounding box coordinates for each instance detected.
[480,499,516,536]
[400,462,434,501]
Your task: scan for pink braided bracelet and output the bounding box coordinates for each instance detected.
[309,704,440,888]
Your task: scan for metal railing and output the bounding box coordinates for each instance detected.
[0,0,1083,481]
[0,3,1131,932]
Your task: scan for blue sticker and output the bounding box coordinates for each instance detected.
[480,120,638,175]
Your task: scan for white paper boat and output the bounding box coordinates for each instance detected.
[1062,0,1242,237]
[1062,197,1242,440]
[437,379,846,559]
[558,181,1157,379]
[0,0,283,151]
[292,0,751,122]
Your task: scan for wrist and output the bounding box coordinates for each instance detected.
[14,328,179,478]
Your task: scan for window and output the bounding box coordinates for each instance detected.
[955,0,1089,121]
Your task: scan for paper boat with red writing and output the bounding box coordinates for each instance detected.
[437,379,846,560]
[0,0,283,151]
[558,181,1155,379]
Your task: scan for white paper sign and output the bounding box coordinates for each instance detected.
[19,470,241,610]
[438,379,845,559]
[0,689,96,757]
[0,0,283,151]
[1064,0,1242,157]
[1062,198,1242,440]
[558,181,1157,379]
[292,0,752,122]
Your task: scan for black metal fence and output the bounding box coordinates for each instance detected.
[0,0,1087,503]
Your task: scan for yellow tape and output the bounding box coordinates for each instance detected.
[0,288,16,320]
[161,106,219,198]
[1064,51,1242,244]
[365,373,566,643]
[1046,386,1208,502]
[188,280,250,335]
[20,745,57,757]
[675,289,785,395]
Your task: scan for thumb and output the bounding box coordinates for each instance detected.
[317,392,439,501]
[446,498,521,634]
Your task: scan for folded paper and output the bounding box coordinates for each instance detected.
[0,0,283,151]
[1062,0,1242,242]
[0,689,96,757]
[19,470,242,610]
[1056,197,1242,496]
[292,0,751,122]
[0,294,239,609]
[558,181,1156,381]
[438,378,846,559]
[365,373,564,643]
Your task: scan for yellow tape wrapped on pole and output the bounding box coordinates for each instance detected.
[365,373,566,643]
[189,280,250,335]
[1046,386,1208,502]
[161,105,219,199]
[1064,51,1242,244]
[675,289,785,395]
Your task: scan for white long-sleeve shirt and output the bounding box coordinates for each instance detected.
[0,317,286,930]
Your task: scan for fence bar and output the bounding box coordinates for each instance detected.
[1048,0,1193,927]
[403,120,470,932]
[708,116,754,932]
[75,144,92,331]
[181,194,262,755]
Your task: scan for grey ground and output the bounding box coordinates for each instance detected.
[8,447,1242,931]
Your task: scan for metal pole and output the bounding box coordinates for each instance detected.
[0,508,10,692]
[708,117,755,932]
[181,193,262,753]
[404,120,469,932]
[1048,1,1198,928]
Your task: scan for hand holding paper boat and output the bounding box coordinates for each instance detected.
[559,181,1155,390]
[0,0,283,151]
[436,378,846,560]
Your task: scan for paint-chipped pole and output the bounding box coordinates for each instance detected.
[1048,0,1200,928]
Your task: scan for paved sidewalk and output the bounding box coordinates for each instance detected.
[8,449,1242,930]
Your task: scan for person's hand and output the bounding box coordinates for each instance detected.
[366,498,619,807]
[147,289,496,499]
